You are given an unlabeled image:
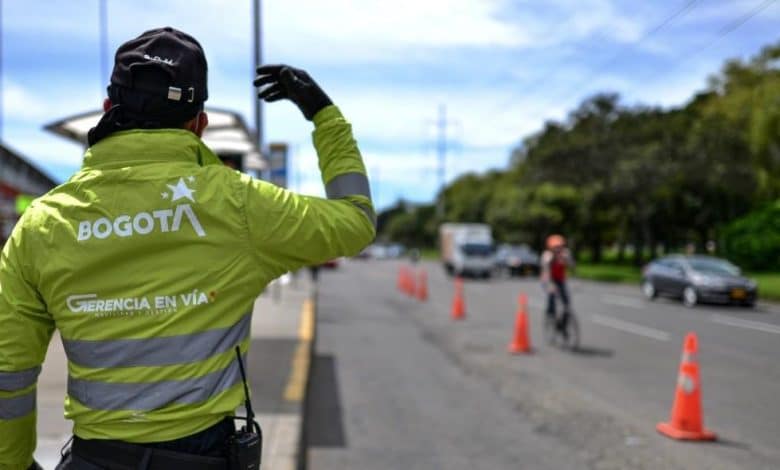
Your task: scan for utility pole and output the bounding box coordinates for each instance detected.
[432,104,458,217]
[99,0,109,89]
[253,0,263,158]
[0,0,4,142]
[437,104,447,190]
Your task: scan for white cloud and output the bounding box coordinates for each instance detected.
[3,81,101,124]
[3,2,102,40]
[676,0,780,25]
[289,141,509,209]
[4,0,777,205]
[4,128,85,168]
[550,0,645,43]
[264,0,531,59]
[4,82,49,121]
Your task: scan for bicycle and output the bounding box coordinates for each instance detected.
[543,288,580,350]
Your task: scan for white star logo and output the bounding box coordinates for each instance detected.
[161,192,169,199]
[167,178,196,203]
[187,175,196,183]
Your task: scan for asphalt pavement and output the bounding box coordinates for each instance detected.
[305,259,780,470]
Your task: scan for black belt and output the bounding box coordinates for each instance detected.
[72,436,228,470]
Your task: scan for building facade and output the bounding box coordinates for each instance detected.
[0,144,57,241]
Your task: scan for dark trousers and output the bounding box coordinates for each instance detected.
[56,418,234,469]
[545,280,570,316]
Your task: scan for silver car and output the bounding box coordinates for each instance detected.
[641,255,757,307]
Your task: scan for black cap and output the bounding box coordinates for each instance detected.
[110,27,208,105]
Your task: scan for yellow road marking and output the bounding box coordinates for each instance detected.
[284,299,315,401]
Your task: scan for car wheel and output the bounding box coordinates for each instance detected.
[682,286,698,308]
[641,279,657,300]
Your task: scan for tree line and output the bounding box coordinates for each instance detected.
[379,42,780,269]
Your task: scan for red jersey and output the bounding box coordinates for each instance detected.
[550,257,567,282]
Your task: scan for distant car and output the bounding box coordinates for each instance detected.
[494,244,540,277]
[366,244,388,259]
[385,243,406,259]
[320,258,340,269]
[361,243,404,260]
[641,255,757,307]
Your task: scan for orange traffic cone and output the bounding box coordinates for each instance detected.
[416,269,428,302]
[657,332,716,441]
[508,294,532,354]
[398,266,411,294]
[405,266,416,297]
[451,277,465,320]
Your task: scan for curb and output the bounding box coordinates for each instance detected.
[297,288,317,470]
[260,286,317,470]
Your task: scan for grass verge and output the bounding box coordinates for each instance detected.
[748,272,780,301]
[575,263,780,301]
[574,263,642,284]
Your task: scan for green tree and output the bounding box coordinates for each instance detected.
[720,201,780,270]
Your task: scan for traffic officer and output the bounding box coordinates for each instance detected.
[0,27,375,469]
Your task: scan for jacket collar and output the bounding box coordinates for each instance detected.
[81,129,223,170]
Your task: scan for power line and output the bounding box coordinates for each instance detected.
[552,0,778,107]
[489,0,699,120]
[566,0,777,104]
[637,0,699,40]
[559,0,700,95]
[686,0,777,56]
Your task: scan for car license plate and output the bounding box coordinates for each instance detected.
[731,288,747,300]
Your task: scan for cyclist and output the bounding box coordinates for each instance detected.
[540,234,575,336]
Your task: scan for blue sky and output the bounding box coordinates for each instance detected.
[2,0,779,210]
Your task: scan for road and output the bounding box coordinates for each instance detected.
[305,259,780,470]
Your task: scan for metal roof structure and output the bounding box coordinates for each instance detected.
[44,108,265,171]
[0,142,58,195]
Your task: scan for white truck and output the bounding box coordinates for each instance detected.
[439,223,495,278]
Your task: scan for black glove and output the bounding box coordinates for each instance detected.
[254,65,333,120]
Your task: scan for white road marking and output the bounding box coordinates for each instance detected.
[710,314,780,335]
[600,294,645,309]
[590,314,671,342]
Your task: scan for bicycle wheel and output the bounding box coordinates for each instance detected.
[562,312,580,350]
[543,313,558,346]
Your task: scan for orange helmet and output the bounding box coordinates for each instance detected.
[546,234,565,250]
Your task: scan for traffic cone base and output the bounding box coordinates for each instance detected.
[507,342,531,354]
[656,422,716,441]
[451,277,465,320]
[451,297,465,320]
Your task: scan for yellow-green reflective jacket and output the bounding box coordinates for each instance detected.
[0,105,375,470]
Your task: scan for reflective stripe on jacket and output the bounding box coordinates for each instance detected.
[0,105,375,469]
